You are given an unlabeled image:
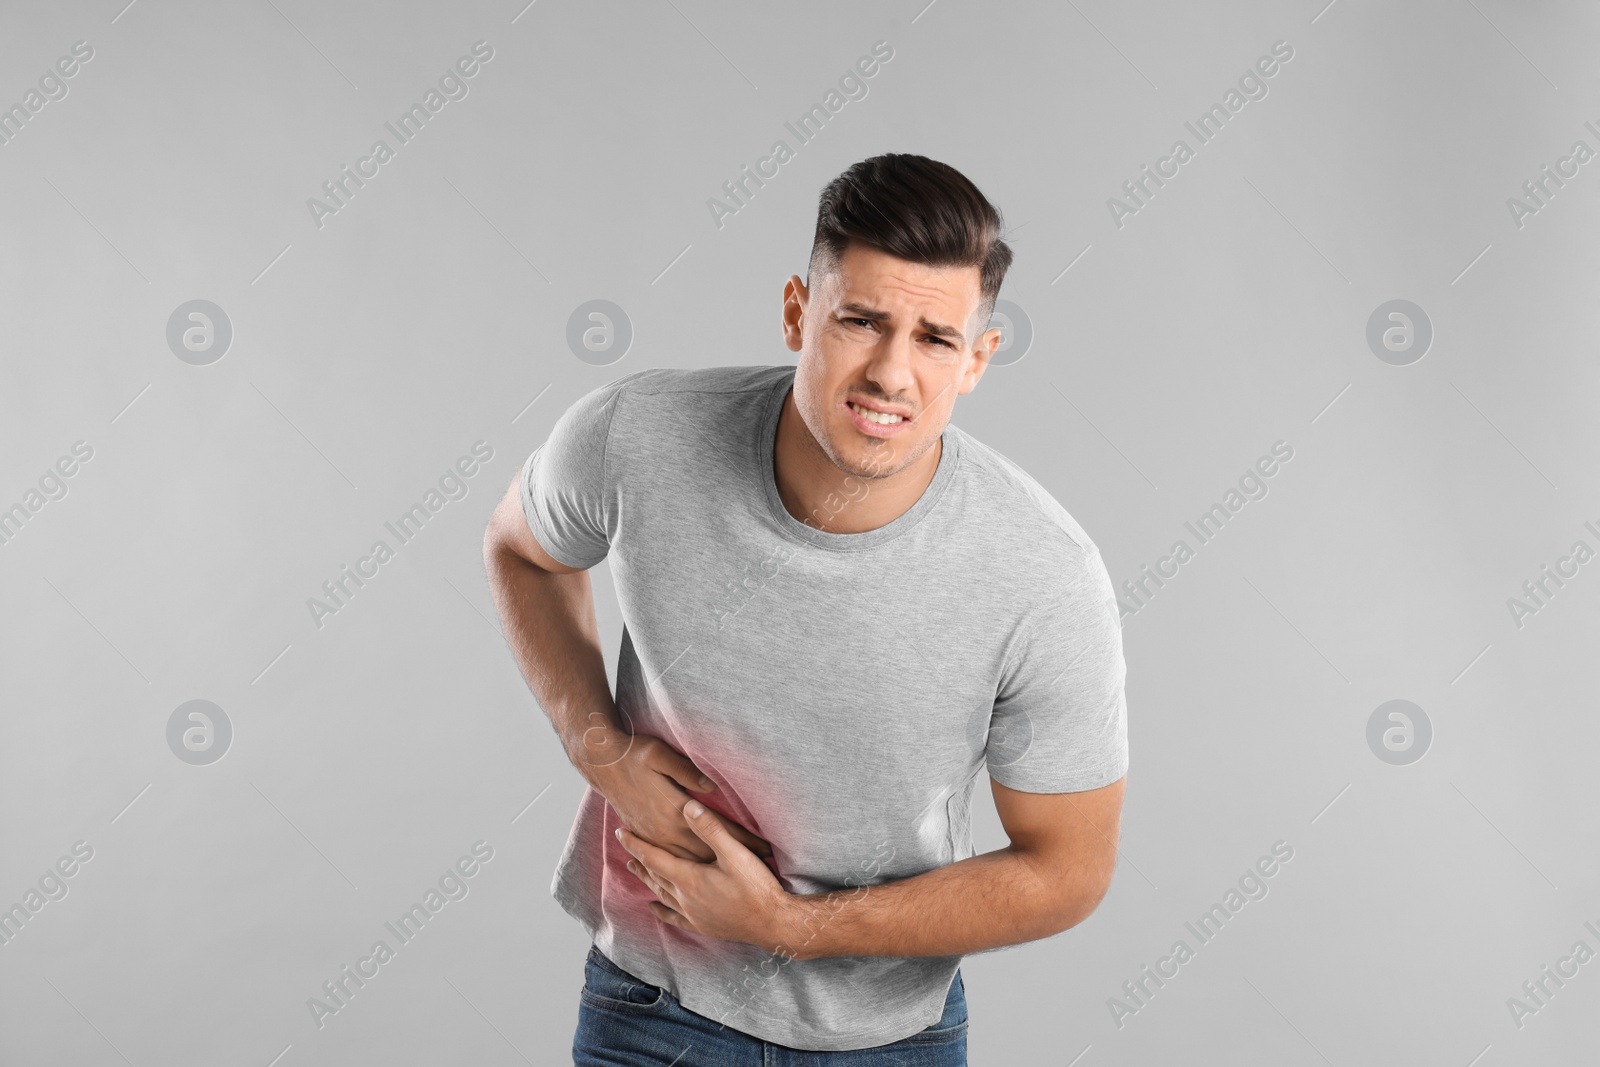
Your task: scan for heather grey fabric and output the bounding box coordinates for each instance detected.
[520,364,1127,1051]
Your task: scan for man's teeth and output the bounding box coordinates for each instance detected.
[850,402,903,425]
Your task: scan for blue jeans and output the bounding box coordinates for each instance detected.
[573,944,968,1065]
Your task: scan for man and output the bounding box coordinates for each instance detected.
[483,153,1128,1062]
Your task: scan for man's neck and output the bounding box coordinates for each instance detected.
[771,388,941,534]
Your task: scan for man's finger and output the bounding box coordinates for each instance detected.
[661,840,712,862]
[665,830,714,861]
[628,857,677,895]
[626,859,677,903]
[646,772,694,808]
[651,743,718,794]
[729,824,774,857]
[617,826,692,880]
[648,899,694,933]
[618,825,709,863]
[645,769,769,857]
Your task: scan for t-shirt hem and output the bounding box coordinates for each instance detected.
[554,879,953,1051]
[987,753,1129,794]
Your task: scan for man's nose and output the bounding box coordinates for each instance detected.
[862,331,918,394]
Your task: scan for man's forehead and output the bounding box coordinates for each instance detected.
[828,273,979,328]
[830,251,980,304]
[828,279,982,339]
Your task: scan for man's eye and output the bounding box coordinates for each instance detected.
[842,318,952,348]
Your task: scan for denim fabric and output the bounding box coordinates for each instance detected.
[573,944,968,1065]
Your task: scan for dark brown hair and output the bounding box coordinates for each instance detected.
[808,153,1014,328]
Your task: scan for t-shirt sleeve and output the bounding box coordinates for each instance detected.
[518,376,631,570]
[986,541,1129,793]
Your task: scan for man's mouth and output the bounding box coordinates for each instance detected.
[846,400,909,426]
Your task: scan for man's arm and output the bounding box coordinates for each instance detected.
[483,471,620,780]
[618,773,1125,959]
[776,775,1125,959]
[483,474,774,863]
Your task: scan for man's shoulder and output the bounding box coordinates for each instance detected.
[575,365,789,472]
[950,426,1103,564]
[602,363,792,403]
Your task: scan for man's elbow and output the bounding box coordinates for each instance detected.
[483,513,511,560]
[1036,857,1117,937]
[484,480,536,572]
[1059,871,1115,933]
[483,517,513,575]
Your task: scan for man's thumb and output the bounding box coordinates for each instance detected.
[682,800,726,850]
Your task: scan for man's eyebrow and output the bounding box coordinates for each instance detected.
[836,302,965,341]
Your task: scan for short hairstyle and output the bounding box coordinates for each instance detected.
[807,153,1014,330]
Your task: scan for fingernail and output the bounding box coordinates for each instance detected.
[683,799,704,818]
[614,827,623,841]
[699,777,715,791]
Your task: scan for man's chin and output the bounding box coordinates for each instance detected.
[831,438,906,480]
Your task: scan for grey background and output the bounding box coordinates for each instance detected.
[2,0,1596,1063]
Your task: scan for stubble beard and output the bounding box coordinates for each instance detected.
[801,388,926,482]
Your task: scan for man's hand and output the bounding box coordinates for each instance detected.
[584,730,774,864]
[617,798,793,948]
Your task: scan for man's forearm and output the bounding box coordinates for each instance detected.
[483,543,621,784]
[775,845,1109,960]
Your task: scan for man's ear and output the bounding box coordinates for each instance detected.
[781,275,808,353]
[959,324,1002,395]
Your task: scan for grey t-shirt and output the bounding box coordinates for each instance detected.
[520,364,1127,1051]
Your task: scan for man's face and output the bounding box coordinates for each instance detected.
[781,243,1000,481]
